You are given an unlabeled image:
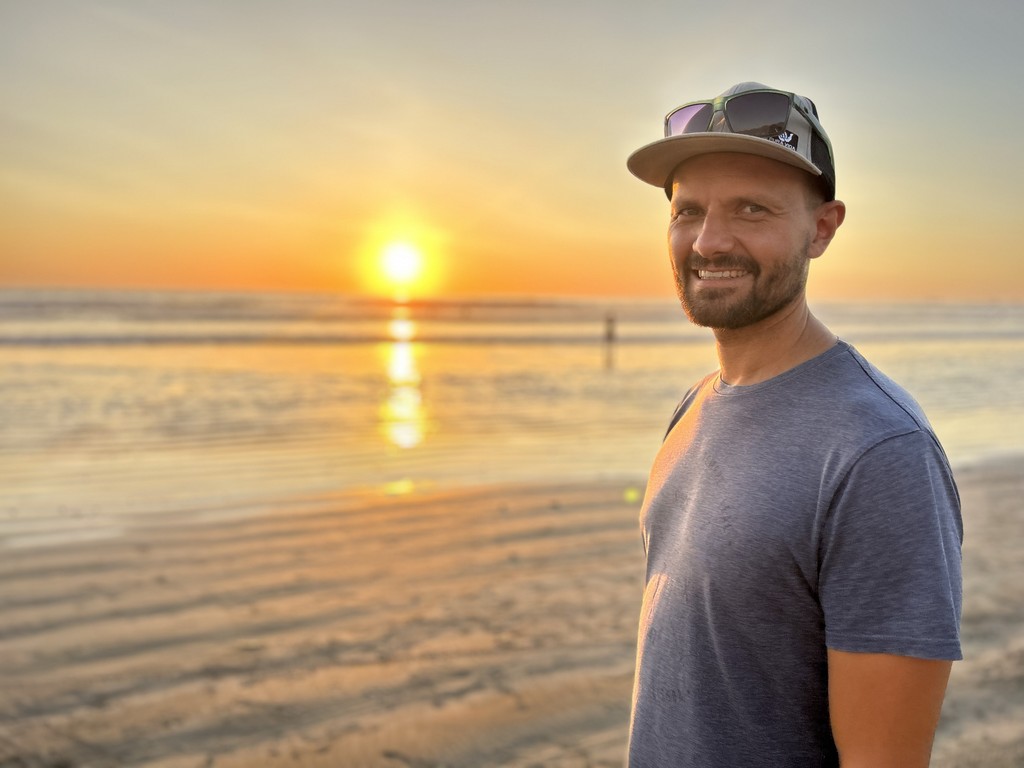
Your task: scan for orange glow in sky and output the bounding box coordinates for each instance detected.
[2,3,1023,301]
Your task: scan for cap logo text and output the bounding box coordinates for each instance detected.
[770,131,798,151]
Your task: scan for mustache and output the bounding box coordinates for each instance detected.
[686,253,761,275]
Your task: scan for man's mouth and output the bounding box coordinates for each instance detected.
[696,269,749,280]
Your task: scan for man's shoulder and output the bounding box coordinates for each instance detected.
[665,343,937,449]
[704,341,925,428]
[729,341,937,453]
[663,371,717,438]
[825,342,934,434]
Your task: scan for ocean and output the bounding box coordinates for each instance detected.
[2,288,1023,548]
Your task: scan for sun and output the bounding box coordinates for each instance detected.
[382,242,423,287]
[355,213,445,299]
[378,241,430,301]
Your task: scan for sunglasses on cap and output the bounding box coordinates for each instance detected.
[664,88,834,164]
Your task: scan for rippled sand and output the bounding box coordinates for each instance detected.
[1,461,1021,767]
[0,481,643,767]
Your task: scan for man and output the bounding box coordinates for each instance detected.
[624,82,963,767]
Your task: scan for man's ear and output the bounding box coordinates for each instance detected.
[808,200,846,259]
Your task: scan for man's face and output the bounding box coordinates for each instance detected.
[668,153,822,330]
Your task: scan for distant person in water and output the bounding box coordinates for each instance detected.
[624,82,963,767]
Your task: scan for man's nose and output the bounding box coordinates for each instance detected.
[692,211,735,258]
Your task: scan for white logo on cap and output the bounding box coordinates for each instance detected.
[770,131,798,151]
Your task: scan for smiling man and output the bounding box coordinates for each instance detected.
[625,83,963,767]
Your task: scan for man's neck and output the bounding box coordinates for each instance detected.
[712,298,836,386]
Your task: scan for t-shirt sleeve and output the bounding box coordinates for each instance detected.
[819,429,963,660]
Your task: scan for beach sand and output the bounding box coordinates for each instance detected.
[1,460,1021,767]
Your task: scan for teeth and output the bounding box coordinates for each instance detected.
[698,269,747,279]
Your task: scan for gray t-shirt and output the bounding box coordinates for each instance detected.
[628,341,963,767]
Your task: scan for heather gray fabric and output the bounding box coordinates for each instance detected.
[628,341,962,767]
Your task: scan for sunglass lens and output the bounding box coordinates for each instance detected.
[666,103,713,136]
[725,92,790,137]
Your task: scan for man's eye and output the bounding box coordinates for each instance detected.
[743,204,766,214]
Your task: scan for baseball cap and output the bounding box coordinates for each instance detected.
[626,82,836,200]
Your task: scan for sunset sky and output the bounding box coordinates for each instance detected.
[3,0,1022,301]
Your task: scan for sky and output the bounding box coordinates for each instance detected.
[2,0,1023,301]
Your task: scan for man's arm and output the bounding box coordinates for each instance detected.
[828,649,952,768]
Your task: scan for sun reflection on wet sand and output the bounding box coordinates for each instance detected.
[381,307,426,450]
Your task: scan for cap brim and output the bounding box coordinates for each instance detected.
[626,133,822,190]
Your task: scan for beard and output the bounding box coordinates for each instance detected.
[672,240,811,330]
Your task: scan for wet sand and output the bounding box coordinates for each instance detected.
[1,460,1021,767]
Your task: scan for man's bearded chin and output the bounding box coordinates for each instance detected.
[673,245,810,330]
